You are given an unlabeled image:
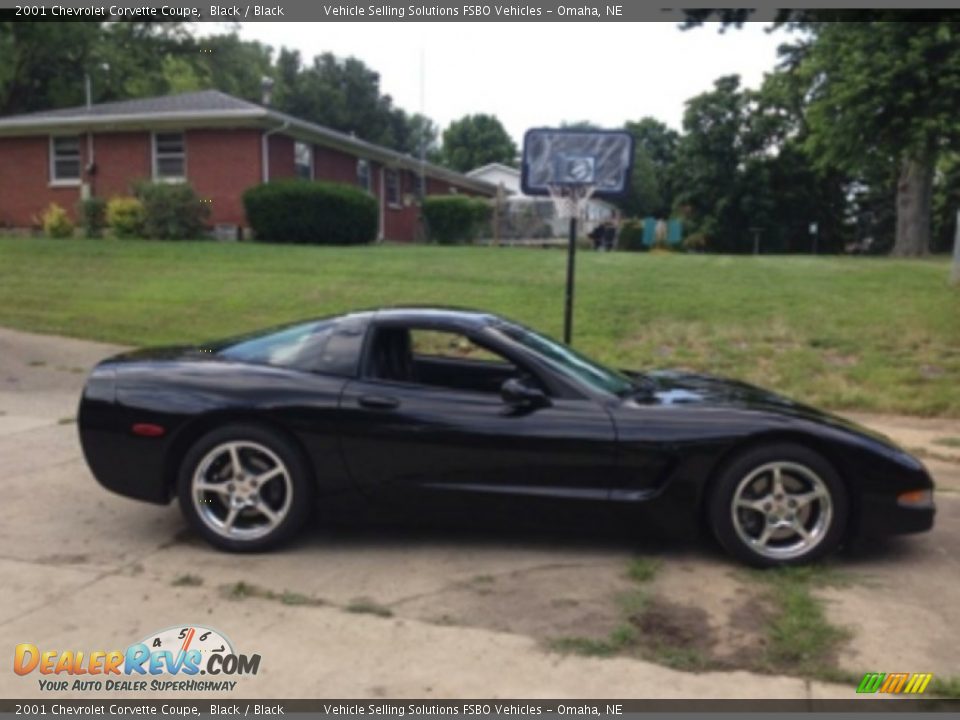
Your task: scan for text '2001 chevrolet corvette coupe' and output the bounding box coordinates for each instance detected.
[78,307,934,566]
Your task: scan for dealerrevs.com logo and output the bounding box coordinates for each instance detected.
[14,625,261,692]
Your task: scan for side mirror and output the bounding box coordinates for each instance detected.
[501,377,550,409]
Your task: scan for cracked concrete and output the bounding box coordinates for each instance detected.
[1,326,957,699]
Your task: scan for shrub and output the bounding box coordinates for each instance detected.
[106,197,145,238]
[618,219,646,251]
[41,203,74,238]
[683,233,707,253]
[243,179,378,245]
[78,197,107,238]
[421,195,492,245]
[133,181,209,240]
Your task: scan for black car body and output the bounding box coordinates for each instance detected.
[78,307,935,565]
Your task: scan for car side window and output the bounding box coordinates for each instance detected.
[215,318,363,376]
[367,326,541,395]
[410,329,507,365]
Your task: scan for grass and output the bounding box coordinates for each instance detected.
[220,581,326,607]
[747,565,853,681]
[1,237,959,415]
[626,557,661,583]
[933,437,960,449]
[931,676,960,699]
[552,558,855,683]
[344,597,394,617]
[171,573,204,587]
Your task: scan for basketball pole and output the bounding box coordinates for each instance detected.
[564,215,577,345]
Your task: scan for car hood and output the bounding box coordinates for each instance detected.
[627,369,897,446]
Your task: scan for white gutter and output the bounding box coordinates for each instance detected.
[260,119,290,183]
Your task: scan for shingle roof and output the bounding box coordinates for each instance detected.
[3,90,262,121]
[0,90,496,195]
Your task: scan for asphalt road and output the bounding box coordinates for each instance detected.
[1,326,956,699]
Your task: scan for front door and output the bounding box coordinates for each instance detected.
[336,325,617,505]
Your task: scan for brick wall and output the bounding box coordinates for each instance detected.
[187,129,262,226]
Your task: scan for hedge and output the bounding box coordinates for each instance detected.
[243,179,378,245]
[134,182,209,240]
[618,219,646,251]
[421,195,492,245]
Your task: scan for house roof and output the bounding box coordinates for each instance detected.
[0,90,495,195]
[466,162,520,179]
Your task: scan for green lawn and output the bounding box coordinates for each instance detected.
[2,237,958,416]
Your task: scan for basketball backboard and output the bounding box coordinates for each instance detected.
[520,128,635,198]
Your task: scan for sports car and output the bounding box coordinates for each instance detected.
[78,307,935,566]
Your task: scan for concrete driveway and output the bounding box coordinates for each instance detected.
[1,327,957,700]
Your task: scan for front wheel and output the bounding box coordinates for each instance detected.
[177,424,314,552]
[708,443,848,567]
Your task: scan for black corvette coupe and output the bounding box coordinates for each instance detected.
[78,307,935,566]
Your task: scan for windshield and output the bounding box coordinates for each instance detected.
[497,323,634,397]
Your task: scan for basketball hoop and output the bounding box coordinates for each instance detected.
[520,128,635,346]
[546,183,597,220]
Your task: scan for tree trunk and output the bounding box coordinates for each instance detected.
[893,150,935,257]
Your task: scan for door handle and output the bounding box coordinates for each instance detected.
[358,394,400,410]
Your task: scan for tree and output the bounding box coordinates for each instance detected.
[799,21,960,256]
[272,51,403,148]
[684,14,960,256]
[621,118,679,218]
[0,23,104,114]
[671,76,751,250]
[441,114,517,172]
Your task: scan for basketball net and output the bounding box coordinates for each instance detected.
[546,183,597,220]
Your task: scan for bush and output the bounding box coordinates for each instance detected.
[78,197,107,238]
[134,182,210,240]
[618,219,646,251]
[41,203,74,238]
[683,233,707,253]
[106,197,145,238]
[421,195,492,245]
[243,179,378,245]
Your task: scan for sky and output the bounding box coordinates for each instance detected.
[227,22,787,142]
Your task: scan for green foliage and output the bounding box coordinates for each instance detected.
[243,179,377,246]
[40,203,74,238]
[617,219,646,252]
[421,195,492,245]
[441,114,517,172]
[106,197,145,238]
[133,182,209,240]
[273,49,431,154]
[619,118,679,218]
[78,197,107,239]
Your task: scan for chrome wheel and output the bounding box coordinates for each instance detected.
[730,461,833,561]
[191,440,293,541]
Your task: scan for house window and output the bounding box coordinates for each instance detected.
[294,141,312,179]
[50,136,81,184]
[357,159,371,191]
[385,169,400,207]
[153,132,186,181]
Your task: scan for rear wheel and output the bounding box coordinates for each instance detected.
[177,424,314,552]
[708,443,847,567]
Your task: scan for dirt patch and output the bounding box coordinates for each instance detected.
[628,597,715,669]
[397,563,633,641]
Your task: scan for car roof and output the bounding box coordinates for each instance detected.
[369,306,503,331]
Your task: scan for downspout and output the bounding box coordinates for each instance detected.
[260,120,290,183]
[378,165,386,242]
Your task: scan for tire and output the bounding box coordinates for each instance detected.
[177,423,315,552]
[708,443,848,567]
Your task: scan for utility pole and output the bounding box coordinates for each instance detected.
[951,210,960,287]
[749,226,762,255]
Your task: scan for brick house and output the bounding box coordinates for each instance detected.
[0,90,496,241]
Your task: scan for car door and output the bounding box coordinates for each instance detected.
[336,323,617,504]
